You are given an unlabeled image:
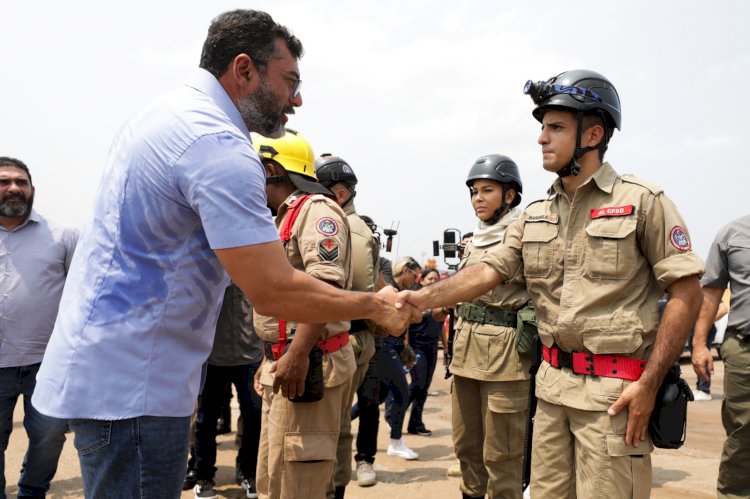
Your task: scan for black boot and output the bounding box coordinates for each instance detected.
[334,486,346,499]
[462,494,484,499]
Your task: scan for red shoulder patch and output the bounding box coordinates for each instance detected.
[670,226,691,251]
[316,217,339,236]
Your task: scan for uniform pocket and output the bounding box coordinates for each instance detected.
[468,326,511,373]
[582,330,643,355]
[487,380,529,413]
[606,433,653,456]
[535,362,560,389]
[584,218,637,279]
[283,431,338,462]
[522,221,558,278]
[71,419,112,456]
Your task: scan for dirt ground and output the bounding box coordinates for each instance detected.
[5,356,726,498]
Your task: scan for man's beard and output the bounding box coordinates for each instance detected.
[0,192,33,218]
[238,73,292,139]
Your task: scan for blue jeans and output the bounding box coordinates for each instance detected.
[69,415,191,499]
[0,363,68,499]
[378,345,410,440]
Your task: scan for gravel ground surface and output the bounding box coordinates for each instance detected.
[5,356,724,498]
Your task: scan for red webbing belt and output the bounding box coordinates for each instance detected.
[268,331,350,360]
[269,194,349,360]
[542,344,646,381]
[274,194,316,356]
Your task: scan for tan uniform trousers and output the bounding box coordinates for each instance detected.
[718,333,750,499]
[328,332,376,496]
[530,399,652,499]
[452,375,527,499]
[256,377,353,499]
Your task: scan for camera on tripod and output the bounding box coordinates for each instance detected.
[433,228,463,270]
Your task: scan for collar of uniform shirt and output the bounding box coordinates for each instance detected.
[547,162,617,197]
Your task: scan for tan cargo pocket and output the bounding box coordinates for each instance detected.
[535,362,560,389]
[582,330,643,355]
[468,326,512,373]
[584,218,637,279]
[522,220,558,278]
[283,432,338,462]
[487,381,529,413]
[606,434,653,456]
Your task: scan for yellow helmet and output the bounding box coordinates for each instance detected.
[253,129,317,180]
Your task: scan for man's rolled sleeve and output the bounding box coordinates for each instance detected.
[652,252,706,290]
[640,192,705,290]
[479,218,524,283]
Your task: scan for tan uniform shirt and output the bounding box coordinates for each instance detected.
[481,163,705,411]
[344,201,380,295]
[255,191,356,388]
[342,202,379,365]
[451,239,531,382]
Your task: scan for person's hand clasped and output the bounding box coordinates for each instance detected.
[607,379,658,447]
[269,347,309,400]
[375,286,422,335]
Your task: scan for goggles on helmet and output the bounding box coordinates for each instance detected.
[523,80,603,105]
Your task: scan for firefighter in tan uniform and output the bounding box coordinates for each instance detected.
[397,70,705,498]
[252,130,357,499]
[451,154,530,499]
[315,154,382,499]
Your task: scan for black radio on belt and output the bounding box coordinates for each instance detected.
[264,341,325,403]
[649,362,694,449]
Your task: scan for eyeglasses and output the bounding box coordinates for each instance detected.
[290,79,302,99]
[273,67,302,99]
[406,267,420,278]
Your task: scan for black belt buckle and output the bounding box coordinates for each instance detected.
[555,349,574,370]
[727,327,750,343]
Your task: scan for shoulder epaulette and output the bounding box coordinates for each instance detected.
[524,198,547,210]
[620,174,663,195]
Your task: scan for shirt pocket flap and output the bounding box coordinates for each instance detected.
[522,221,559,243]
[283,431,338,462]
[582,330,643,355]
[585,218,637,239]
[606,433,653,456]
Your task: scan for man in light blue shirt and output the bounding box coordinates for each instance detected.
[32,9,415,499]
[0,157,78,499]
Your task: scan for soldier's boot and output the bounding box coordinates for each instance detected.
[334,486,346,499]
[462,495,484,499]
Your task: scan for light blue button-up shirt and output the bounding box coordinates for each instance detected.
[33,69,279,419]
[0,211,78,367]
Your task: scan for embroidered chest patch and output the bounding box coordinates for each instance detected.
[318,238,340,261]
[527,213,559,223]
[670,226,691,251]
[590,205,635,219]
[316,217,339,236]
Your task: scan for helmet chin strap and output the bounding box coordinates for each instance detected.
[484,185,508,225]
[265,176,292,185]
[339,188,356,209]
[556,111,601,178]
